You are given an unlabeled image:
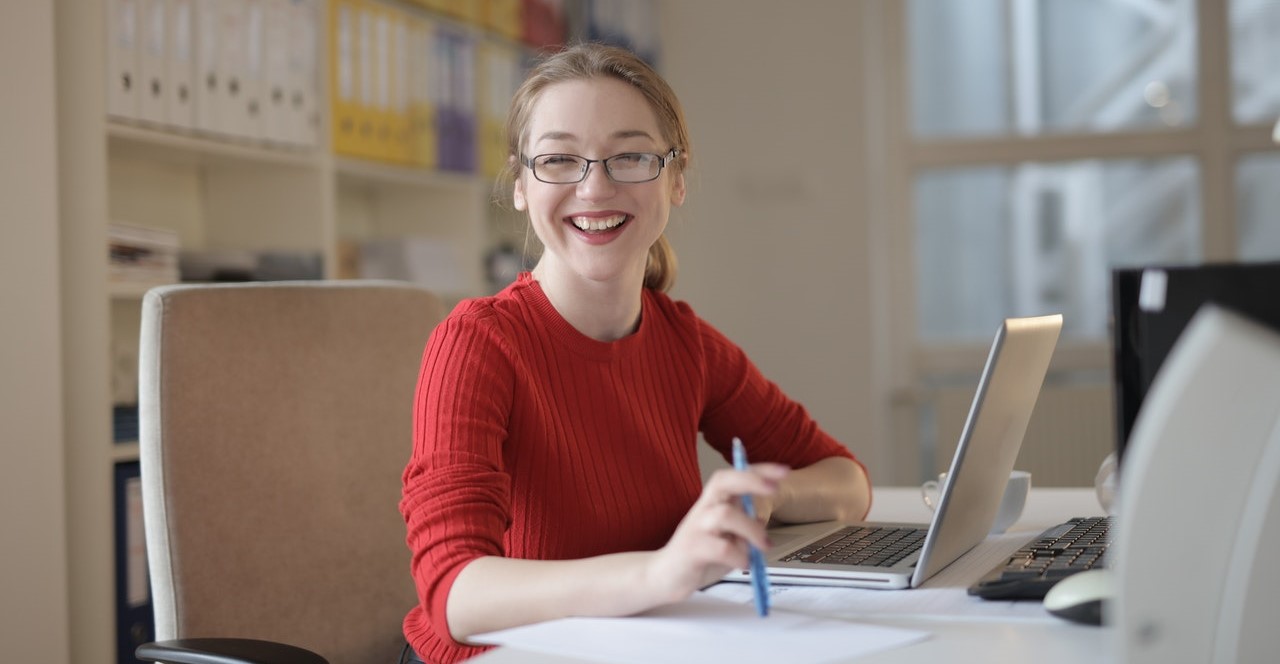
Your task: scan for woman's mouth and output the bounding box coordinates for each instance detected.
[569,214,628,233]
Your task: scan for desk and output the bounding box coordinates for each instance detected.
[470,487,1112,663]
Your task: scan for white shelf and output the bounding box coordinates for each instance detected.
[334,156,484,192]
[107,122,321,170]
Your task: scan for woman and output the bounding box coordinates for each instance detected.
[400,43,872,663]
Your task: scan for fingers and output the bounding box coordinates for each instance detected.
[691,465,789,551]
[654,463,789,597]
[700,463,789,507]
[696,500,770,550]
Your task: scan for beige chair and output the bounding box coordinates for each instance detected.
[135,281,447,664]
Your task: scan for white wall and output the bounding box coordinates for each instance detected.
[660,1,887,477]
[0,1,71,661]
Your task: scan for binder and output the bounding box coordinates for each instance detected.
[165,0,197,130]
[261,0,292,144]
[138,0,168,125]
[455,32,478,173]
[436,28,476,173]
[371,3,394,161]
[389,8,413,164]
[107,0,142,121]
[240,0,268,141]
[444,0,483,25]
[193,0,222,135]
[329,0,362,156]
[356,0,378,157]
[114,461,154,664]
[286,0,320,147]
[486,0,522,41]
[522,0,566,52]
[407,15,438,169]
[217,0,251,139]
[478,41,518,178]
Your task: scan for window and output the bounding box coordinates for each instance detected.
[1236,153,1280,259]
[915,158,1201,342]
[904,0,1279,345]
[888,0,1280,483]
[910,0,1198,137]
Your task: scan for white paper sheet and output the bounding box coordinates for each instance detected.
[471,594,930,664]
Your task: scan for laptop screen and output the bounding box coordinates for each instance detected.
[1111,260,1280,464]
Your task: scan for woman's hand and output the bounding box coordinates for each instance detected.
[643,463,790,604]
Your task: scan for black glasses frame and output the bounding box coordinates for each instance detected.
[520,148,680,184]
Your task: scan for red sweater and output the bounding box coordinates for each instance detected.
[400,274,862,663]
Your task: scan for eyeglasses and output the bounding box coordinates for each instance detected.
[521,149,680,184]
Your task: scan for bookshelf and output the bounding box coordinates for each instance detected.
[54,0,658,660]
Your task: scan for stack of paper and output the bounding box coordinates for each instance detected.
[109,223,180,285]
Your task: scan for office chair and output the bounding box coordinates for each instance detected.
[135,281,447,664]
[1114,306,1280,662]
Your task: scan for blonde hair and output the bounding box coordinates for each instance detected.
[502,43,689,292]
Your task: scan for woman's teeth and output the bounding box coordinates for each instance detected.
[571,215,626,231]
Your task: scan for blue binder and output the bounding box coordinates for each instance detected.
[114,461,154,664]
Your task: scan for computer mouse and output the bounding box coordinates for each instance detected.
[1042,568,1113,626]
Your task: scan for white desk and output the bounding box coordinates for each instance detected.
[470,487,1112,663]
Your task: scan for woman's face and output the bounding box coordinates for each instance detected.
[514,76,685,287]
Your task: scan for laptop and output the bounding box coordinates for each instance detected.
[729,314,1063,590]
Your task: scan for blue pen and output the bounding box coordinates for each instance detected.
[732,437,771,617]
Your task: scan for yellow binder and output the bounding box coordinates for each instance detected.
[328,0,363,157]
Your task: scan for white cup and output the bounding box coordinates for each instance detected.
[920,470,1032,534]
[1094,452,1118,514]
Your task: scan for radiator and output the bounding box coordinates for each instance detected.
[929,381,1115,487]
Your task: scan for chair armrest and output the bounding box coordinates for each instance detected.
[135,638,328,664]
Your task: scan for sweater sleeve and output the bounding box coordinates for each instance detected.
[400,306,515,646]
[696,317,859,472]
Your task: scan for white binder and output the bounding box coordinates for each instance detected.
[107,0,142,121]
[239,0,267,141]
[165,0,197,130]
[260,0,291,144]
[216,0,250,138]
[137,0,168,125]
[288,0,319,147]
[193,0,222,135]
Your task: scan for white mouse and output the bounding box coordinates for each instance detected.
[1043,568,1113,625]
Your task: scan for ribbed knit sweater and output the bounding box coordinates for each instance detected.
[400,273,862,663]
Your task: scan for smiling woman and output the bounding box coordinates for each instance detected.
[396,43,872,664]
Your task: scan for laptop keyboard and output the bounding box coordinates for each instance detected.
[780,526,928,568]
[968,515,1112,600]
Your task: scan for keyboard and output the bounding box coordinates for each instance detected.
[780,525,928,568]
[968,516,1112,600]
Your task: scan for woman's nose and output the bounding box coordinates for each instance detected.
[575,161,617,199]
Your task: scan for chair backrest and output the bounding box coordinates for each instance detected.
[1114,305,1280,662]
[138,281,447,664]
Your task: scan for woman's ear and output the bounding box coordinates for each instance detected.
[510,155,527,211]
[513,177,527,211]
[671,171,686,208]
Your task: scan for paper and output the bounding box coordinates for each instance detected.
[704,531,1056,622]
[471,594,929,664]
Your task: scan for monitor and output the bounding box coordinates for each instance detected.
[1111,260,1280,463]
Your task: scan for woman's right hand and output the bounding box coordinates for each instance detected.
[644,463,790,605]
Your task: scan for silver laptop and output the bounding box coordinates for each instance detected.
[731,314,1063,590]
